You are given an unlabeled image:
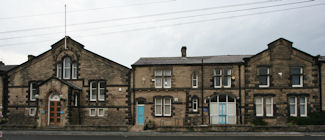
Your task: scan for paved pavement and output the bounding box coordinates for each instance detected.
[2,135,325,140]
[2,130,325,136]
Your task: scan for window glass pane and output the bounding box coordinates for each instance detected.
[63,57,71,79]
[290,104,296,115]
[289,97,296,104]
[155,97,162,116]
[155,77,162,87]
[256,104,262,115]
[164,77,171,87]
[90,82,97,100]
[265,97,272,116]
[292,76,300,85]
[155,70,162,76]
[57,64,62,78]
[215,69,221,75]
[90,109,96,116]
[291,67,301,74]
[99,82,105,88]
[228,96,234,102]
[259,67,268,75]
[223,77,229,86]
[165,105,171,115]
[224,69,231,75]
[214,77,221,87]
[259,76,268,85]
[219,95,226,102]
[164,70,171,76]
[98,109,104,116]
[255,97,262,104]
[299,97,306,104]
[99,89,105,100]
[72,63,77,79]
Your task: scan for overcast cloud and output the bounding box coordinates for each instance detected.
[0,0,324,67]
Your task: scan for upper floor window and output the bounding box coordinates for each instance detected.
[155,70,171,88]
[63,57,71,79]
[258,67,270,87]
[57,56,78,79]
[291,67,303,87]
[72,63,78,79]
[155,97,172,116]
[255,96,273,117]
[90,81,106,101]
[289,96,307,117]
[214,68,231,88]
[192,73,198,88]
[57,64,62,79]
[29,82,37,101]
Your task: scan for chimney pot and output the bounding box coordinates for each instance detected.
[181,46,187,57]
[28,55,35,60]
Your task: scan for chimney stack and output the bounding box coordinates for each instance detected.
[0,61,4,66]
[28,55,35,60]
[181,46,187,57]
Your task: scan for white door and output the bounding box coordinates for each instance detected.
[210,102,218,124]
[227,102,236,124]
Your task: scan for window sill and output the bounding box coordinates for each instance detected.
[292,85,303,88]
[259,85,270,88]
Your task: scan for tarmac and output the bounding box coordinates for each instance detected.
[2,130,325,136]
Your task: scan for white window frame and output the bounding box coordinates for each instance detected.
[192,98,198,112]
[98,81,105,101]
[292,67,303,87]
[255,97,264,117]
[259,67,270,88]
[155,70,163,88]
[155,97,163,116]
[63,57,71,79]
[299,97,307,117]
[98,108,104,117]
[89,108,96,117]
[30,82,37,101]
[223,69,232,88]
[72,63,77,79]
[265,97,273,117]
[289,97,297,117]
[29,107,36,116]
[163,98,172,116]
[57,63,62,79]
[90,81,97,101]
[192,73,198,88]
[214,69,222,88]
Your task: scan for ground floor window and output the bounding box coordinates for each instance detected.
[89,108,105,117]
[155,97,172,117]
[255,96,273,117]
[289,96,307,117]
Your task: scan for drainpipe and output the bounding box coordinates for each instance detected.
[201,58,204,124]
[132,67,136,125]
[238,63,242,124]
[319,62,322,111]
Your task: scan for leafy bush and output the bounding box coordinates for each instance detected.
[288,112,325,125]
[252,118,267,126]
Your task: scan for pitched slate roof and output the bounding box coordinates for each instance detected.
[39,76,82,91]
[0,65,17,72]
[132,55,252,66]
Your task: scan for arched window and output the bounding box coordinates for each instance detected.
[63,57,71,79]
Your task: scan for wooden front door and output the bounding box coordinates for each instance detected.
[49,101,61,125]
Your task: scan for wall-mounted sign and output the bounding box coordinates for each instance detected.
[41,110,46,114]
[60,111,64,114]
[203,107,209,112]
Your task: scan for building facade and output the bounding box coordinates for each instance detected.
[131,38,323,127]
[1,37,131,128]
[1,37,324,129]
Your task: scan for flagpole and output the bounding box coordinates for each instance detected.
[64,4,67,49]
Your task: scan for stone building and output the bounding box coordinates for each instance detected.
[131,38,323,127]
[1,36,131,128]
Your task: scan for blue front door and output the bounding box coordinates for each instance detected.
[137,105,145,125]
[218,102,227,124]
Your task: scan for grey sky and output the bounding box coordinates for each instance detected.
[0,0,324,67]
